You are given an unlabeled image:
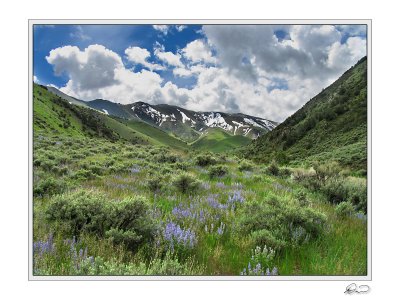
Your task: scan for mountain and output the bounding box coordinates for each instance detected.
[33,84,188,151]
[45,88,277,142]
[242,56,367,172]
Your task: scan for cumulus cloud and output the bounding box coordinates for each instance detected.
[45,25,366,122]
[33,75,39,83]
[153,25,169,35]
[154,43,184,67]
[46,44,124,92]
[182,39,217,64]
[125,46,165,71]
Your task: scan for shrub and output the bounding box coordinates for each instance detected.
[174,162,190,171]
[45,190,156,251]
[335,201,355,218]
[292,168,315,182]
[320,177,367,212]
[194,153,217,167]
[173,173,200,194]
[238,196,327,249]
[105,228,143,251]
[279,168,292,177]
[155,153,178,163]
[147,176,163,193]
[295,190,310,207]
[33,177,66,198]
[208,165,228,179]
[71,169,97,180]
[313,161,341,182]
[250,229,287,250]
[238,161,254,172]
[266,160,280,176]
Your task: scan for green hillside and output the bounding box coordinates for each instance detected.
[118,118,189,151]
[243,57,367,172]
[34,83,188,150]
[192,128,252,152]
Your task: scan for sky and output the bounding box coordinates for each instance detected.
[33,24,367,122]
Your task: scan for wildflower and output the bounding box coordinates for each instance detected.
[217,222,225,235]
[163,221,197,249]
[216,182,226,189]
[129,165,140,174]
[228,190,245,206]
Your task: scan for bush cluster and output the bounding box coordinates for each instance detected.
[208,165,228,179]
[238,160,254,172]
[293,162,367,213]
[173,173,200,194]
[238,196,327,250]
[194,153,217,167]
[45,190,157,252]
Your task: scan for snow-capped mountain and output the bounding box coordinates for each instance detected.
[45,86,278,142]
[129,102,277,140]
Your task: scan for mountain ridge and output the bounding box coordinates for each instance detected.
[45,87,278,142]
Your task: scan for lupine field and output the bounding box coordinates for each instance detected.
[33,133,367,276]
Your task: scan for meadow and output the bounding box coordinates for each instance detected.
[33,133,367,276]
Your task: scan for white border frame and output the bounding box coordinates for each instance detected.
[28,19,372,281]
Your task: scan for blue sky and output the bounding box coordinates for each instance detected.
[33,24,367,121]
[34,25,203,88]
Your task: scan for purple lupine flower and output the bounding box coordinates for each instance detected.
[217,222,225,235]
[216,182,226,189]
[206,194,228,210]
[129,165,140,174]
[355,212,367,222]
[201,182,211,190]
[228,190,245,206]
[163,221,197,250]
[33,233,54,257]
[232,182,243,190]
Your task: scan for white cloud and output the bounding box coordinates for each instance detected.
[152,25,169,35]
[154,44,183,67]
[46,44,124,92]
[336,25,367,37]
[46,24,366,122]
[176,25,187,32]
[182,39,217,64]
[326,37,366,70]
[125,46,164,71]
[33,75,39,83]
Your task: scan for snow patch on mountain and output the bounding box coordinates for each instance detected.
[244,117,265,129]
[258,119,276,130]
[202,113,233,131]
[178,109,196,126]
[243,128,252,136]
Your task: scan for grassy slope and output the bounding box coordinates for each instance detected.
[34,83,190,151]
[118,118,189,151]
[192,128,252,153]
[244,57,367,171]
[34,84,87,137]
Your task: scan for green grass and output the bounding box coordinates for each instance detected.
[119,118,189,151]
[192,128,252,153]
[32,81,367,277]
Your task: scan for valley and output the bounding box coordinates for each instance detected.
[32,58,368,276]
